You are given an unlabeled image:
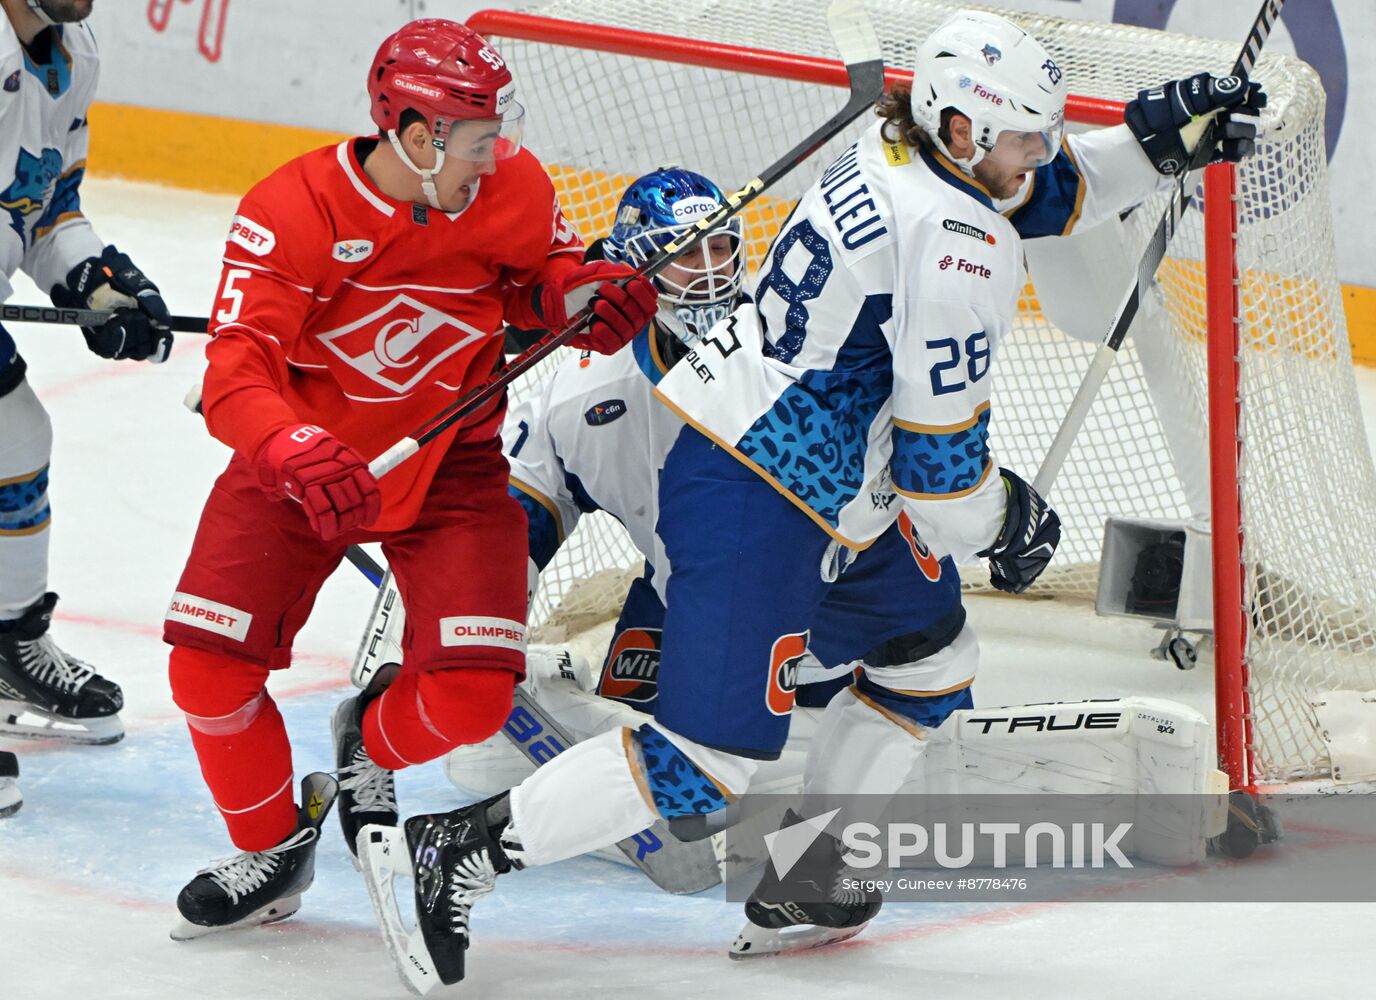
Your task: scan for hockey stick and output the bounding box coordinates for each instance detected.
[366,0,886,481]
[1033,0,1285,496]
[0,303,208,333]
[341,544,722,895]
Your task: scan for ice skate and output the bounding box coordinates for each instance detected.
[333,664,399,858]
[730,809,882,959]
[0,750,20,817]
[171,772,338,941]
[0,593,124,745]
[358,794,515,995]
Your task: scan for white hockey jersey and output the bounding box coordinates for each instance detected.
[504,326,685,602]
[0,18,103,304]
[656,118,1167,561]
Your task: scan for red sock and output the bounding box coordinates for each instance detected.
[364,666,515,769]
[169,645,296,851]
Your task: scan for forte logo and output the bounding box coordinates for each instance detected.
[938,255,992,279]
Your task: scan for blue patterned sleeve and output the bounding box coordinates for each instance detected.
[889,297,1007,562]
[890,404,993,499]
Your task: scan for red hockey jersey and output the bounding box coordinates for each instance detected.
[201,138,583,531]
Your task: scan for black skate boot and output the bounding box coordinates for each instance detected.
[730,808,882,959]
[333,664,399,858]
[0,750,20,818]
[171,772,338,941]
[358,793,516,995]
[0,593,123,745]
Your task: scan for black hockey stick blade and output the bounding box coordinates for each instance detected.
[1033,0,1284,495]
[342,543,722,895]
[0,303,208,333]
[368,0,886,480]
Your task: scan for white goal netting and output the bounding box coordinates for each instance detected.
[487,0,1376,781]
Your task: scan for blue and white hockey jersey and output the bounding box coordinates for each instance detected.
[504,326,685,603]
[0,18,103,305]
[655,118,1168,561]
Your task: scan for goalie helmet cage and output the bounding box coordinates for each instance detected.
[471,1,1376,788]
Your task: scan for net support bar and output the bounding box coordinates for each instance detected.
[1205,162,1254,791]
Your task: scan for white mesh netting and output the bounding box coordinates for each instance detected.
[488,0,1376,780]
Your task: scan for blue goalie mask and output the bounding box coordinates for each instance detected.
[603,167,745,346]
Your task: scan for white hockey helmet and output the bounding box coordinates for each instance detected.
[910,10,1067,173]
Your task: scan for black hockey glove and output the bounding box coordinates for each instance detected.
[50,245,173,363]
[1125,72,1267,176]
[977,468,1061,595]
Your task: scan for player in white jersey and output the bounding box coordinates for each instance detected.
[442,166,971,793]
[360,11,1267,986]
[0,0,174,750]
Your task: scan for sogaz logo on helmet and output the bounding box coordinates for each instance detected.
[670,196,719,224]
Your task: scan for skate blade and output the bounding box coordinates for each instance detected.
[169,893,303,941]
[728,919,870,960]
[0,701,124,745]
[358,823,440,997]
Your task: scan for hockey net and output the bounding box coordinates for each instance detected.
[474,1,1376,783]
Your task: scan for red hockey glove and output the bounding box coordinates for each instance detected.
[255,424,381,540]
[537,260,659,355]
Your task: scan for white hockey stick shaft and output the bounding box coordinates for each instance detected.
[1033,0,1285,497]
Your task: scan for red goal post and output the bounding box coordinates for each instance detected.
[469,3,1370,790]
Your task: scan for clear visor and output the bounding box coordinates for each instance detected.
[437,103,526,163]
[978,117,1065,170]
[625,219,746,344]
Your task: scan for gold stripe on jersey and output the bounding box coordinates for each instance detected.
[894,400,992,436]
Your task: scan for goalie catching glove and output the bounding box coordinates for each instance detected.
[536,260,659,355]
[50,245,174,363]
[978,468,1061,594]
[1125,72,1267,176]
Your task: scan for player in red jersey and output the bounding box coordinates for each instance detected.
[163,18,657,940]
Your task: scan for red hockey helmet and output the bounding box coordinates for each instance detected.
[368,19,524,161]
